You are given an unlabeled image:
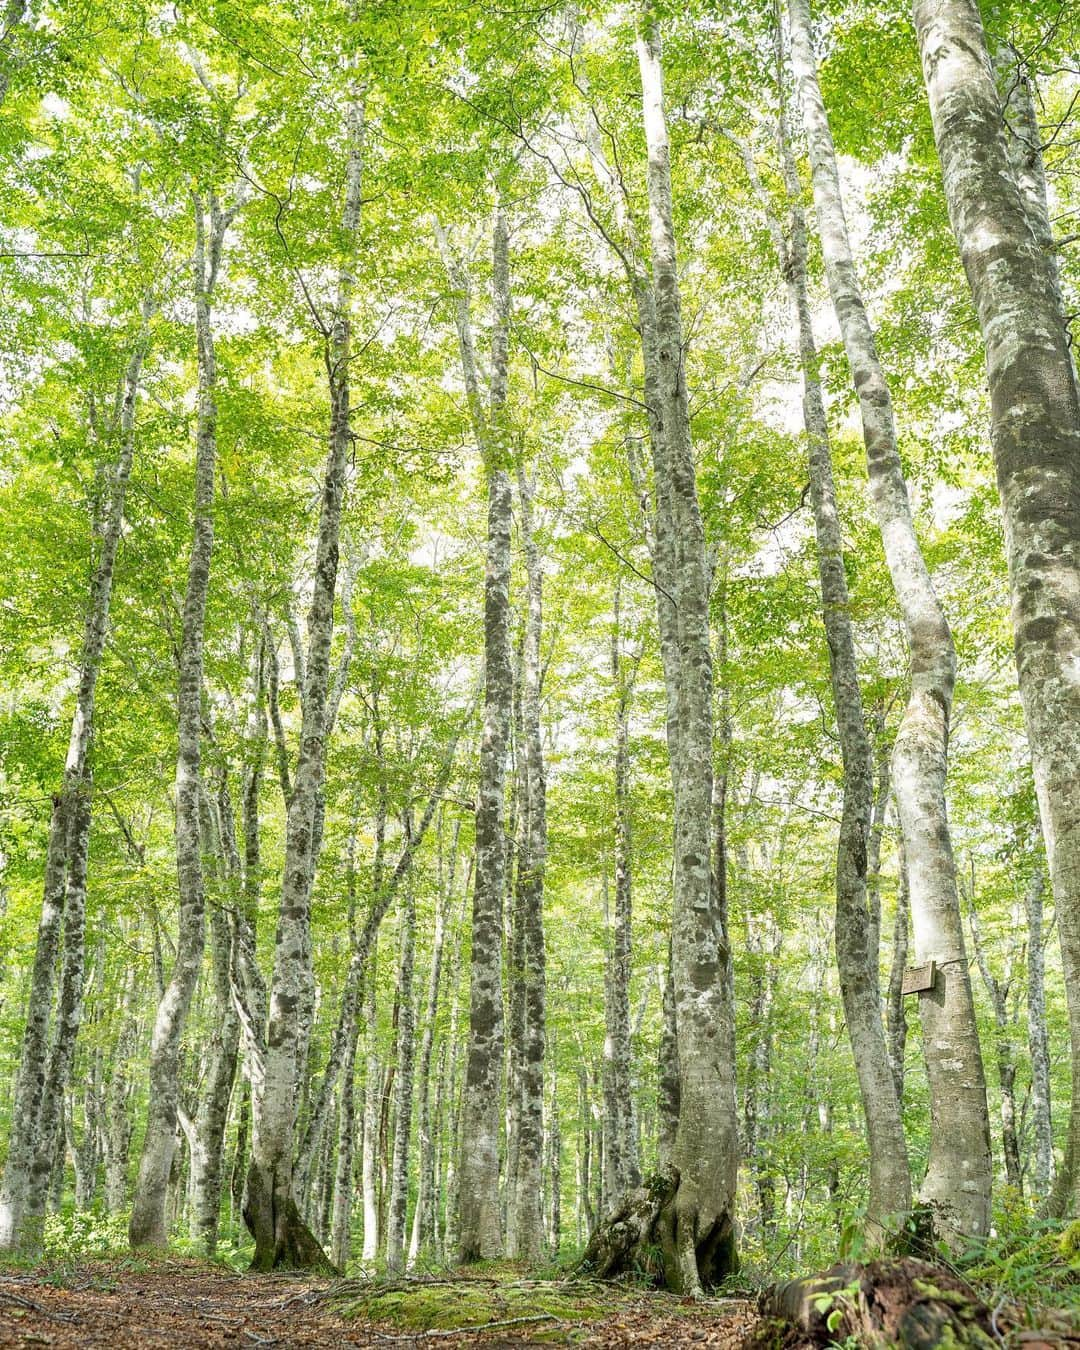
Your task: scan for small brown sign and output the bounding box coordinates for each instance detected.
[902,960,936,996]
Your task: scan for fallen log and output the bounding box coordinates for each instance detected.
[757,1257,1001,1348]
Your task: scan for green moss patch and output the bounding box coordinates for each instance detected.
[329,1275,624,1341]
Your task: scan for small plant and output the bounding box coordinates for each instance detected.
[811,1276,862,1343]
[43,1210,130,1261]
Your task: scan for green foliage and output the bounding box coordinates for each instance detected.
[959,1196,1080,1320]
[42,1211,131,1262]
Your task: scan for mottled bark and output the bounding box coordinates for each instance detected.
[636,7,737,1290]
[1026,868,1054,1196]
[245,89,364,1273]
[547,1047,562,1254]
[103,969,138,1213]
[190,787,241,1254]
[743,920,779,1240]
[23,785,92,1243]
[436,208,513,1263]
[295,718,465,1199]
[656,953,680,1171]
[913,0,1080,1221]
[0,303,151,1252]
[131,196,231,1250]
[886,849,911,1106]
[385,879,417,1274]
[407,823,453,1267]
[511,463,548,1260]
[994,42,1069,330]
[603,587,641,1215]
[360,943,381,1262]
[791,0,990,1243]
[963,874,1022,1191]
[744,71,913,1240]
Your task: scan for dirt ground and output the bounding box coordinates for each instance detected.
[0,1261,762,1348]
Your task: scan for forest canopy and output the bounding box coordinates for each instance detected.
[0,0,1079,1341]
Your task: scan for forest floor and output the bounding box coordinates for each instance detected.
[0,1258,763,1347]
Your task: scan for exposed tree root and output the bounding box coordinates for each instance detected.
[579,1167,737,1293]
[244,1166,337,1275]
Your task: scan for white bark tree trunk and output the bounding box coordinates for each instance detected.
[437,207,513,1263]
[742,69,913,1241]
[636,6,737,1291]
[244,87,364,1273]
[602,589,641,1211]
[913,0,1080,1221]
[385,875,417,1274]
[360,942,381,1262]
[0,301,152,1252]
[790,0,991,1243]
[130,196,231,1249]
[407,819,454,1267]
[512,463,548,1260]
[1026,868,1054,1196]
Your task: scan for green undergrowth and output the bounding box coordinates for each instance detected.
[956,1198,1080,1327]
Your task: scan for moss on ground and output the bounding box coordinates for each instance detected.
[330,1274,615,1340]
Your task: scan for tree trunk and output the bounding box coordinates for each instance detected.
[407,821,453,1267]
[361,944,381,1263]
[635,6,737,1290]
[964,872,1023,1191]
[22,784,92,1242]
[512,463,548,1260]
[244,88,364,1274]
[656,952,680,1171]
[745,69,913,1241]
[437,206,513,1264]
[385,877,417,1274]
[190,790,241,1254]
[603,586,641,1214]
[547,1045,562,1255]
[1026,868,1054,1196]
[886,847,911,1105]
[131,197,230,1250]
[103,969,138,1214]
[790,0,991,1243]
[0,302,151,1252]
[913,0,1080,1220]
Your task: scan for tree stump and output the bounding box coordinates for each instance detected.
[758,1258,1001,1348]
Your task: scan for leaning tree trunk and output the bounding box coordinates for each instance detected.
[0,305,151,1252]
[244,87,364,1274]
[914,0,1080,1222]
[22,786,92,1245]
[759,64,914,1239]
[634,5,738,1291]
[437,206,513,1264]
[790,0,991,1243]
[131,196,231,1250]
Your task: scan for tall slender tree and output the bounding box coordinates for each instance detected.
[914,0,1080,1219]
